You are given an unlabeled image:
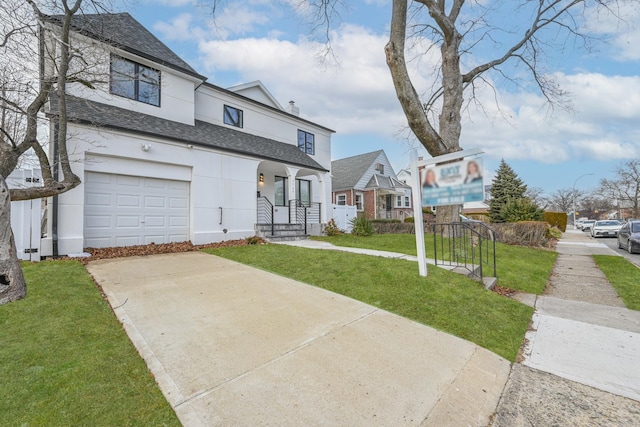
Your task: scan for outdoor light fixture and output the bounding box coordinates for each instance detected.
[141,143,151,152]
[259,173,264,183]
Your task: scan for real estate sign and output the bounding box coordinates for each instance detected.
[422,158,484,207]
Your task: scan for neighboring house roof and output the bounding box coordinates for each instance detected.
[50,96,328,172]
[364,174,411,192]
[331,150,384,191]
[46,12,205,80]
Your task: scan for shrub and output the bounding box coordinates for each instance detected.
[246,236,264,245]
[350,216,375,236]
[324,218,341,236]
[404,217,415,223]
[371,219,401,223]
[547,226,562,240]
[501,197,544,222]
[491,221,551,247]
[544,212,568,232]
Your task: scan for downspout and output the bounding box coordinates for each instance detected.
[52,122,59,258]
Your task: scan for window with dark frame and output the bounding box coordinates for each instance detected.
[110,56,160,106]
[223,105,243,127]
[275,176,288,206]
[337,194,346,206]
[297,179,311,206]
[297,130,315,155]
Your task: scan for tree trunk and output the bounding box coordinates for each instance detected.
[0,175,26,305]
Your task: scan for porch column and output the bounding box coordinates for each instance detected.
[317,173,327,223]
[285,166,299,202]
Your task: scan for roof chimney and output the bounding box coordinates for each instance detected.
[288,100,300,116]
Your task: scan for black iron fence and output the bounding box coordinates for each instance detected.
[432,221,497,281]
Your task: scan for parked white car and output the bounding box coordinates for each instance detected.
[590,220,623,238]
[581,220,596,232]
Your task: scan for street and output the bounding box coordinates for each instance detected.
[575,229,640,268]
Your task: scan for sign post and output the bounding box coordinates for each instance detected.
[410,148,484,277]
[410,150,428,276]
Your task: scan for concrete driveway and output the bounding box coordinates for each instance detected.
[88,252,509,426]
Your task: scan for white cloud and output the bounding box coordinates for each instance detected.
[194,13,640,168]
[153,13,206,41]
[585,2,640,61]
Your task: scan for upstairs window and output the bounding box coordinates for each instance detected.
[110,56,160,106]
[224,105,243,128]
[298,130,315,155]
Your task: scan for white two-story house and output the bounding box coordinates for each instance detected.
[39,12,333,257]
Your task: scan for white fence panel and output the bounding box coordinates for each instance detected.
[8,169,43,261]
[331,204,357,233]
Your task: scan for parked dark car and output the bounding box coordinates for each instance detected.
[617,220,640,254]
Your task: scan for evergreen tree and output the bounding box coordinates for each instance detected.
[501,197,545,222]
[489,160,527,223]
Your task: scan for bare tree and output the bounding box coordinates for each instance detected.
[0,0,107,304]
[525,186,548,210]
[549,188,579,213]
[600,159,640,219]
[382,0,620,223]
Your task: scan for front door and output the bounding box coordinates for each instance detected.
[385,194,392,219]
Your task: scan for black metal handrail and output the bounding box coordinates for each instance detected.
[257,196,274,235]
[288,200,321,234]
[432,221,496,281]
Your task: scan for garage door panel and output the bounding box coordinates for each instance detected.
[116,236,143,246]
[85,172,190,249]
[116,216,140,228]
[169,197,188,209]
[117,175,142,187]
[169,234,189,242]
[144,216,166,227]
[169,216,188,227]
[117,194,142,208]
[85,192,112,206]
[85,215,111,228]
[144,196,166,209]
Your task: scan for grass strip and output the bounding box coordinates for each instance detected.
[203,244,533,362]
[312,234,556,294]
[0,260,180,426]
[593,255,640,311]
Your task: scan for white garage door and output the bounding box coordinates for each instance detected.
[84,172,190,248]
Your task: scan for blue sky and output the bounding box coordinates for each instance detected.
[124,0,640,198]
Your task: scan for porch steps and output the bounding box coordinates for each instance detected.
[255,224,309,242]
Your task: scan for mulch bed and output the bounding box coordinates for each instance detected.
[64,239,266,264]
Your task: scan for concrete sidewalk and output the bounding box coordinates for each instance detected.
[88,252,509,426]
[523,230,640,401]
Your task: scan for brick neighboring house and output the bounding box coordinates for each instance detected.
[331,150,413,220]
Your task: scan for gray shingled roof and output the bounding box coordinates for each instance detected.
[331,150,383,191]
[47,12,203,79]
[50,96,328,172]
[364,174,410,191]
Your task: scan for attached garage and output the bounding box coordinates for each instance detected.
[84,171,190,248]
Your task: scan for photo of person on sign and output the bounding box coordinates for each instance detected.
[423,168,439,188]
[464,160,482,184]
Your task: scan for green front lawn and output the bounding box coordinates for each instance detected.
[312,233,556,294]
[0,261,180,426]
[203,244,533,362]
[593,255,640,311]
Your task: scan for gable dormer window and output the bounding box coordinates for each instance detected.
[375,163,384,174]
[223,105,243,128]
[110,56,160,107]
[297,130,314,155]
